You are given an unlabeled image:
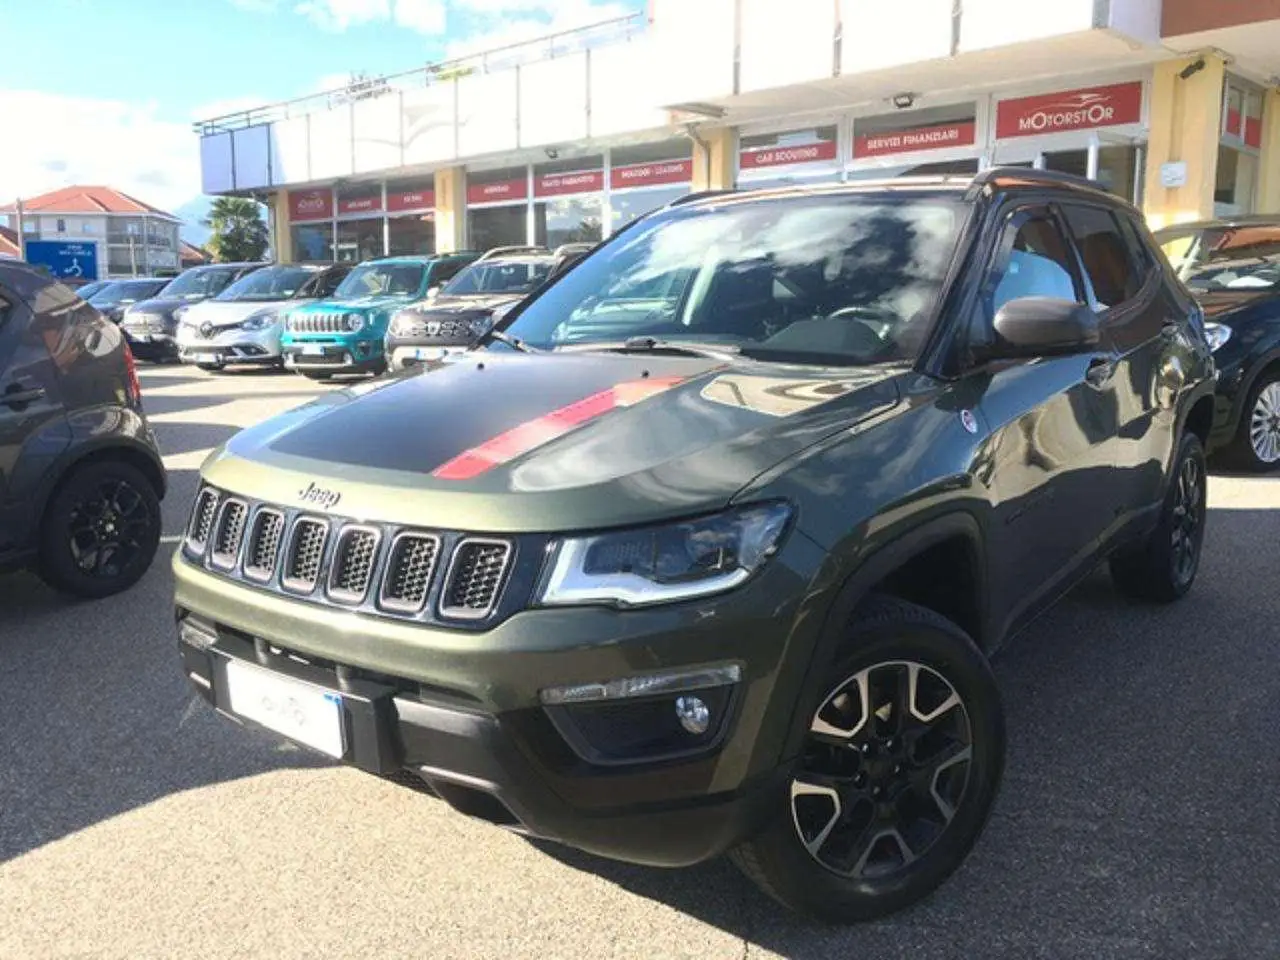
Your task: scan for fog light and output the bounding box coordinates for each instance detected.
[178,618,217,650]
[675,695,710,735]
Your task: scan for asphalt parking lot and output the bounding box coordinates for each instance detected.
[1,364,1278,960]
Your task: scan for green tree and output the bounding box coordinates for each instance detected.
[203,197,269,262]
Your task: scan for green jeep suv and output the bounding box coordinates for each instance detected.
[173,170,1215,921]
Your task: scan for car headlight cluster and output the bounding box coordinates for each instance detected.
[538,502,792,607]
[344,312,364,332]
[390,311,424,337]
[1203,321,1232,352]
[239,310,278,332]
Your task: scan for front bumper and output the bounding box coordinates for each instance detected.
[171,530,828,866]
[282,337,384,372]
[387,342,470,371]
[177,326,283,366]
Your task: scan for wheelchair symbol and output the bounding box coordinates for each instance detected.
[65,258,84,278]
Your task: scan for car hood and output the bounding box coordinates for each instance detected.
[295,294,412,315]
[1193,288,1278,320]
[181,299,292,329]
[411,293,522,317]
[130,295,210,314]
[201,351,900,532]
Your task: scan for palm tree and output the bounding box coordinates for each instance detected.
[203,197,269,262]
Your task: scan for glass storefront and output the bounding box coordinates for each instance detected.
[388,215,434,255]
[532,155,604,249]
[1216,78,1263,217]
[291,223,331,263]
[738,124,840,190]
[335,218,383,263]
[609,140,693,231]
[466,167,528,251]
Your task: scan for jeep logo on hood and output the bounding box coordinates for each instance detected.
[298,481,341,509]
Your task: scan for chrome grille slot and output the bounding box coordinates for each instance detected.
[282,517,330,594]
[243,508,285,582]
[440,539,511,619]
[379,533,441,612]
[327,525,381,604]
[186,487,220,554]
[209,498,248,570]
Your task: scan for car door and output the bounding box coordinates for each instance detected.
[0,282,70,554]
[1059,202,1183,528]
[967,203,1124,630]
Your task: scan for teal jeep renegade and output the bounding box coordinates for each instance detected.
[282,254,477,379]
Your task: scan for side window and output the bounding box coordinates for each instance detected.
[319,269,347,296]
[1061,204,1142,310]
[1115,213,1156,274]
[432,260,466,285]
[987,212,1080,322]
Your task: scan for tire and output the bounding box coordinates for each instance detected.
[302,371,334,381]
[196,363,223,372]
[1222,370,1280,471]
[1110,430,1207,603]
[37,459,162,599]
[730,596,1005,923]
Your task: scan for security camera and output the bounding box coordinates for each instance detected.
[545,147,559,160]
[892,92,917,110]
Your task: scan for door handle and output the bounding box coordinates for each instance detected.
[1085,356,1114,387]
[2,384,46,409]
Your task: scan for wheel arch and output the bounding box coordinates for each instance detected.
[35,438,167,531]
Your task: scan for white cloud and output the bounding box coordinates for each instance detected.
[395,0,446,33]
[444,0,634,59]
[0,90,199,215]
[294,0,389,31]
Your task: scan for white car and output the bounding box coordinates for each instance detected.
[176,263,350,370]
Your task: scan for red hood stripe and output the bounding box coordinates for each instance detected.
[432,375,686,480]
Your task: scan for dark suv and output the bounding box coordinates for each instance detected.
[172,170,1214,922]
[1,263,166,597]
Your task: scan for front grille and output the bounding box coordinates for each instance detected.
[327,526,380,603]
[290,312,347,334]
[440,540,511,620]
[186,488,220,552]
[183,486,520,628]
[243,509,285,582]
[282,518,330,593]
[210,499,249,569]
[380,533,440,612]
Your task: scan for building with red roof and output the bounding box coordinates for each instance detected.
[1,186,182,279]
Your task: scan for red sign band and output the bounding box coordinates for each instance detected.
[996,82,1143,139]
[387,189,434,213]
[610,159,692,189]
[466,178,528,204]
[534,170,604,198]
[338,195,382,216]
[739,140,839,169]
[289,189,333,222]
[854,121,976,159]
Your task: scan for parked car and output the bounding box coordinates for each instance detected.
[88,278,171,323]
[0,262,166,597]
[170,263,351,371]
[172,169,1214,922]
[385,247,551,371]
[281,254,478,380]
[75,280,111,300]
[115,262,268,362]
[1155,215,1280,470]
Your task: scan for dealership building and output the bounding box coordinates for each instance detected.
[195,0,1280,263]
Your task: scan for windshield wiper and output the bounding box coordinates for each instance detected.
[476,328,538,353]
[598,336,740,360]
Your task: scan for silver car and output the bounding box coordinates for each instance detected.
[176,263,350,371]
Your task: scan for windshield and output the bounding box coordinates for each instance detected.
[1159,224,1280,291]
[161,267,241,299]
[89,279,167,305]
[334,262,426,299]
[215,266,318,302]
[443,259,552,296]
[502,195,966,365]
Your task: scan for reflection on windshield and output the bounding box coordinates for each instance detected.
[444,260,551,296]
[335,263,426,298]
[89,280,166,305]
[502,196,964,366]
[161,268,238,299]
[1160,225,1280,290]
[216,267,316,302]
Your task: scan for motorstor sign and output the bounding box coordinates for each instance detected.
[996,82,1142,139]
[854,121,976,159]
[740,140,838,168]
[610,159,692,189]
[289,189,333,222]
[534,170,604,198]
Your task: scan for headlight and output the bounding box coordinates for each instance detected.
[538,502,792,608]
[240,311,276,331]
[344,311,364,332]
[174,306,189,322]
[1204,321,1232,352]
[390,312,420,337]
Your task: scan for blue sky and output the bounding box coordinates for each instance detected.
[0,0,641,229]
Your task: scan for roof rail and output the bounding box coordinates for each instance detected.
[479,245,549,261]
[667,189,738,207]
[966,165,1117,200]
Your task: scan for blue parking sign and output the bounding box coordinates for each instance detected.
[23,240,99,281]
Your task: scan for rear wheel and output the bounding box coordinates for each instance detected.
[1224,372,1280,471]
[1110,430,1207,602]
[37,460,161,599]
[731,596,1005,923]
[196,363,223,372]
[302,371,334,381]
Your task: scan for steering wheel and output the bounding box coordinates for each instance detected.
[824,305,893,355]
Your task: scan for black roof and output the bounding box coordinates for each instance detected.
[0,260,66,300]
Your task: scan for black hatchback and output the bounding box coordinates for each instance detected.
[0,262,166,597]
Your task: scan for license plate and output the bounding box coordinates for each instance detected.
[414,347,452,361]
[193,353,218,363]
[224,659,345,758]
[303,344,325,356]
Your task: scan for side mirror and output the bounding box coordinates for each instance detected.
[991,297,1100,359]
[425,285,441,300]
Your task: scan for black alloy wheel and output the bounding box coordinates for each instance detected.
[38,461,161,599]
[1169,452,1204,588]
[731,597,1004,923]
[791,660,973,880]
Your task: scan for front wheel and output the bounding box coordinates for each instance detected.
[1224,372,1280,471]
[1110,430,1207,602]
[731,596,1005,923]
[301,371,334,381]
[196,363,223,372]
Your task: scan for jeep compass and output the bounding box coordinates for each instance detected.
[173,170,1215,921]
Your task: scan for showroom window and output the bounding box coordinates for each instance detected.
[386,178,435,256]
[738,124,839,189]
[533,155,604,249]
[335,187,384,263]
[467,167,529,252]
[609,139,693,231]
[288,188,334,262]
[1216,78,1263,216]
